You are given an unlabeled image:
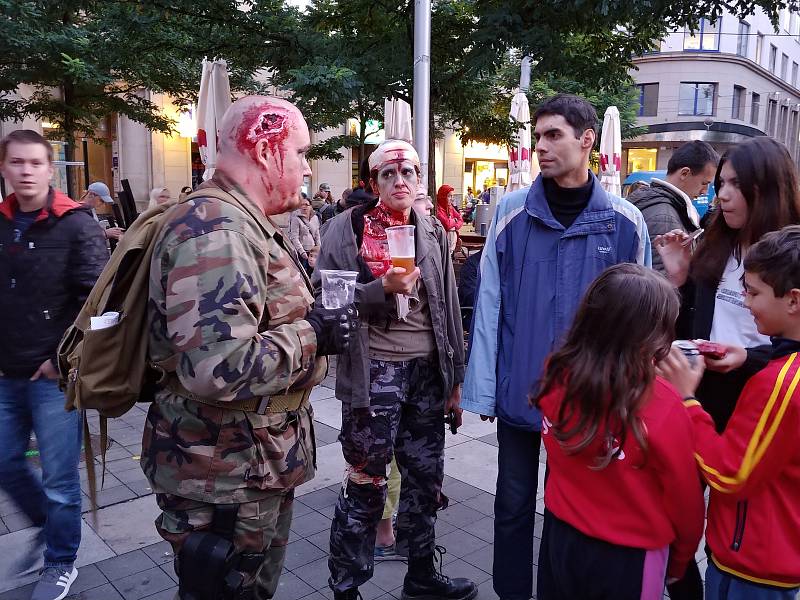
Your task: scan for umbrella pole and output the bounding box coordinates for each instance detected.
[413,0,431,194]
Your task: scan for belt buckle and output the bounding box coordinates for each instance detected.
[255,397,271,415]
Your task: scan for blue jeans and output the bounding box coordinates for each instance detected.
[706,561,799,600]
[0,376,82,568]
[494,420,542,600]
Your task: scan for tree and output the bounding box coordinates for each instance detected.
[0,0,296,195]
[264,0,649,193]
[265,0,413,164]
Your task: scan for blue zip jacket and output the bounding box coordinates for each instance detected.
[461,173,652,431]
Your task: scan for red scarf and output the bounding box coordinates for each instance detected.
[360,202,408,277]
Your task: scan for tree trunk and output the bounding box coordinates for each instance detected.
[61,9,79,199]
[62,79,79,200]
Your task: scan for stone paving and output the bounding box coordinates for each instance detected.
[1,362,720,600]
[0,368,544,600]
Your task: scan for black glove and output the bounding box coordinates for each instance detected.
[306,304,358,356]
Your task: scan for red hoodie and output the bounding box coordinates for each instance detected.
[539,377,705,578]
[435,185,463,232]
[686,344,800,589]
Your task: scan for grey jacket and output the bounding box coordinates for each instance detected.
[313,203,465,408]
[629,179,699,273]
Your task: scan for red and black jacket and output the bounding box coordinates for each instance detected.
[0,189,108,377]
[686,338,800,589]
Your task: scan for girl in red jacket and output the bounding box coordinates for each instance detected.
[533,263,705,600]
[435,184,463,253]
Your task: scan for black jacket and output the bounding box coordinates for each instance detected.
[691,277,772,432]
[630,179,699,338]
[629,179,699,273]
[0,189,108,377]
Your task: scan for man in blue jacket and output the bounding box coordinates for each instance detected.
[461,94,651,600]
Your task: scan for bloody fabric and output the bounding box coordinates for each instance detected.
[360,202,408,278]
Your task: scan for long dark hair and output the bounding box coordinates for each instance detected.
[533,264,680,469]
[692,137,800,286]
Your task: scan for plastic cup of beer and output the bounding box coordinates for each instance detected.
[385,225,415,273]
[320,270,358,309]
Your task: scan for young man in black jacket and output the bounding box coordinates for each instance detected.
[0,130,108,600]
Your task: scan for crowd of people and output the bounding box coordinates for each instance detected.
[0,91,798,600]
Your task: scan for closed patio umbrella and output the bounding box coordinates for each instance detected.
[384,98,413,143]
[599,105,622,196]
[197,58,232,181]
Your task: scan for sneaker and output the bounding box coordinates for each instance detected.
[374,543,407,561]
[15,529,45,576]
[30,566,78,600]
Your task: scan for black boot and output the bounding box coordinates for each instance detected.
[401,547,477,600]
[333,589,361,600]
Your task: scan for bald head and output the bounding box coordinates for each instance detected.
[216,96,312,215]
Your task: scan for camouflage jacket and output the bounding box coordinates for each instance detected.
[141,176,324,503]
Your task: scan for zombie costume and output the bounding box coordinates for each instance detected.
[142,174,326,598]
[313,194,465,594]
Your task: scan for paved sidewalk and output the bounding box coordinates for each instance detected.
[0,371,545,600]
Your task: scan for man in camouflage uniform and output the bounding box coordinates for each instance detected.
[141,96,356,600]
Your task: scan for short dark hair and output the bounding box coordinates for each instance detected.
[744,225,800,297]
[666,141,719,175]
[0,129,53,163]
[533,94,598,139]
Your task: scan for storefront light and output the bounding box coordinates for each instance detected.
[177,106,197,138]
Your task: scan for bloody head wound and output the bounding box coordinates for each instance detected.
[236,103,293,174]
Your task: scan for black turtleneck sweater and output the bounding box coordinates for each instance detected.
[542,174,593,229]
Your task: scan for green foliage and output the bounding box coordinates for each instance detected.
[0,0,291,151]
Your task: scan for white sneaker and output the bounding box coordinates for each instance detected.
[30,566,78,600]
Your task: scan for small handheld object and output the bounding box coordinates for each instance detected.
[696,340,728,360]
[681,228,704,247]
[445,410,458,435]
[672,340,700,367]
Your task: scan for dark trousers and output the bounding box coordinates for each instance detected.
[493,420,542,600]
[328,358,446,593]
[537,510,668,600]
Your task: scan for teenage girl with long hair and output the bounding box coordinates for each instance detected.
[533,264,704,600]
[657,137,800,432]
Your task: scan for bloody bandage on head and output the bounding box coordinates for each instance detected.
[368,139,421,174]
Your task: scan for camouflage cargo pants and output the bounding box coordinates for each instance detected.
[156,490,294,599]
[328,357,447,593]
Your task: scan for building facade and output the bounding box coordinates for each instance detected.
[626,7,800,178]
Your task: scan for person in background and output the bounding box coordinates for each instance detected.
[461,94,651,600]
[435,185,463,254]
[659,225,800,600]
[629,140,719,274]
[0,129,108,600]
[81,181,125,241]
[147,187,172,209]
[289,195,321,273]
[535,264,703,599]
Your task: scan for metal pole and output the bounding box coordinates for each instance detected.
[413,0,431,193]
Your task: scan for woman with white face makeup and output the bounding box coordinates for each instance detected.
[313,140,474,600]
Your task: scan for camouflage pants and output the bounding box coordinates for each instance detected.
[328,357,446,593]
[156,490,294,599]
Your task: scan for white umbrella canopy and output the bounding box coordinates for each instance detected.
[599,105,622,196]
[384,98,413,143]
[197,58,232,181]
[507,88,532,193]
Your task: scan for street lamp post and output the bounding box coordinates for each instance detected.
[413,0,431,194]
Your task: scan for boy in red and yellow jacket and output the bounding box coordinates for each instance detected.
[661,225,800,599]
